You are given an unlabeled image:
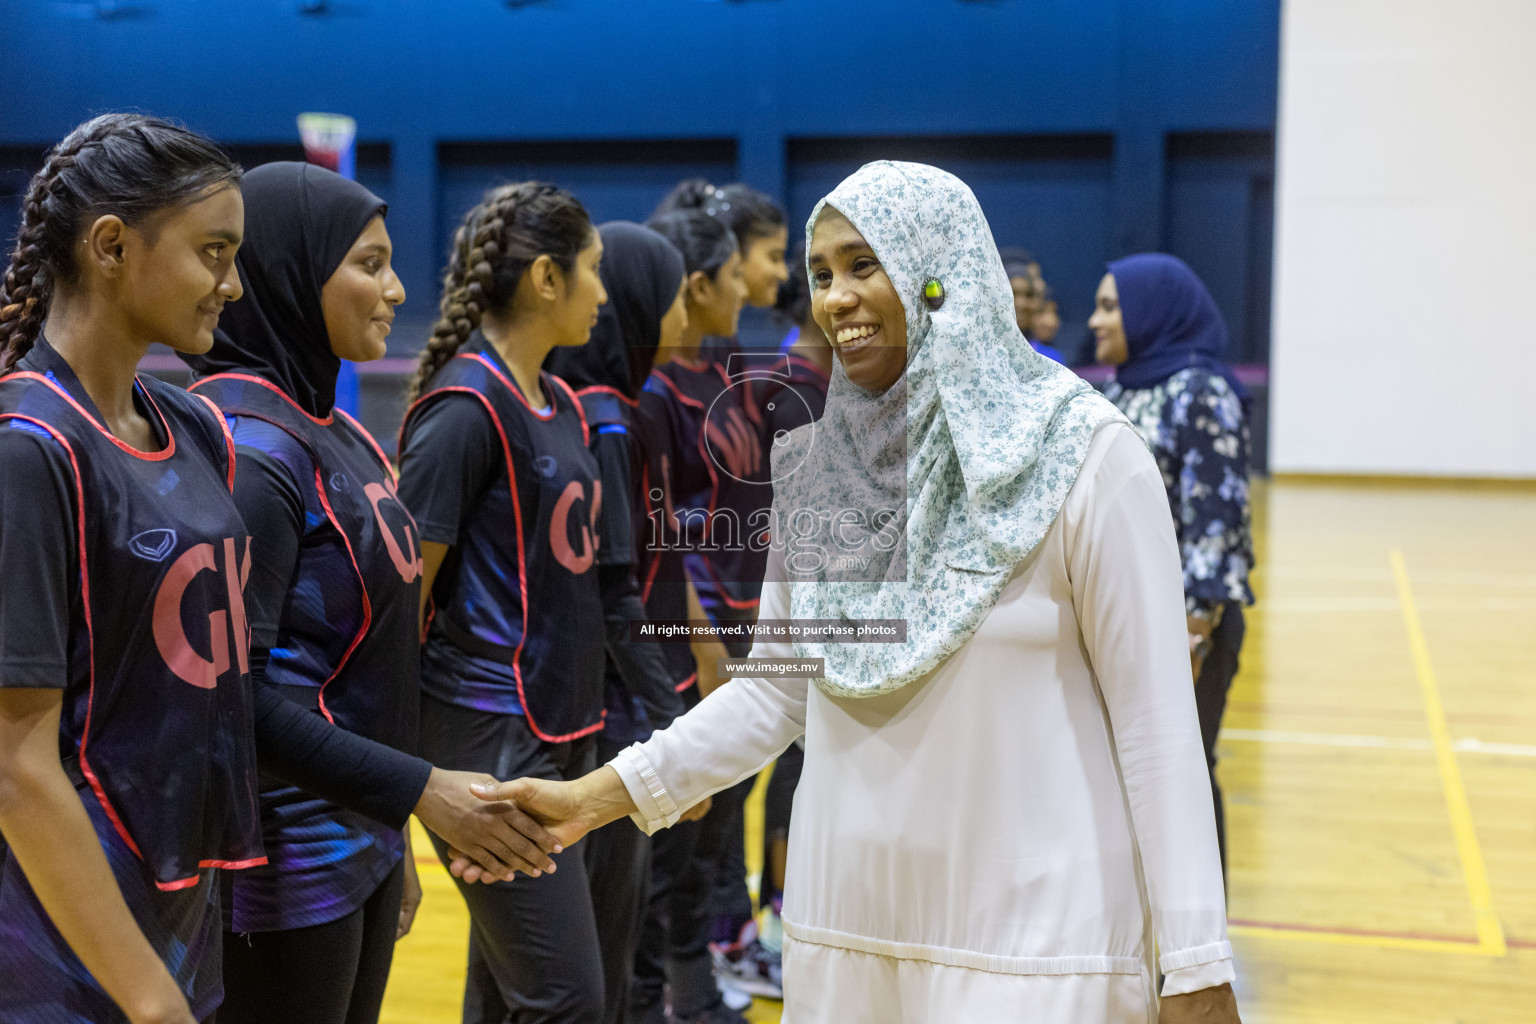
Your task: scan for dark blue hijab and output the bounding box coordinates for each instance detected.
[1108,253,1248,400]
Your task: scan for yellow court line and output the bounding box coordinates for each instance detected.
[1232,555,1512,957]
[1389,549,1507,957]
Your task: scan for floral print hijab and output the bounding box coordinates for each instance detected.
[771,161,1124,699]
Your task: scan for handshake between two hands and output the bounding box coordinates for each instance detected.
[413,767,712,884]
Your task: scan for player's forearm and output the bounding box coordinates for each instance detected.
[0,694,188,1022]
[418,541,450,634]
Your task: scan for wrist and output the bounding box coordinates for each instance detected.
[574,765,638,831]
[413,767,448,822]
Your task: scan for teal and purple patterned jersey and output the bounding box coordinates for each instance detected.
[399,342,605,740]
[641,359,773,650]
[192,372,422,933]
[0,340,262,1019]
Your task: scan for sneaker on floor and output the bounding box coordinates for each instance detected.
[712,936,783,1000]
[716,975,753,1012]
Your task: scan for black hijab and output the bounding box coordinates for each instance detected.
[544,221,685,398]
[183,161,387,417]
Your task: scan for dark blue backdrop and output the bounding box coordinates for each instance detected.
[0,0,1279,365]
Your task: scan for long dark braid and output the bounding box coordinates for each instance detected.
[0,113,241,374]
[0,169,62,370]
[406,182,592,403]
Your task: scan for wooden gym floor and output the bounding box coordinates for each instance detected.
[380,477,1536,1023]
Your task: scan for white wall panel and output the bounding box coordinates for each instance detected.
[1271,0,1536,476]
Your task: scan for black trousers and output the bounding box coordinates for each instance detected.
[630,819,704,1023]
[704,636,758,945]
[630,773,754,1021]
[217,859,405,1024]
[419,696,603,1024]
[705,776,756,942]
[1195,602,1246,881]
[584,737,652,1024]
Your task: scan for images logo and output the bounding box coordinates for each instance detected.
[705,353,813,484]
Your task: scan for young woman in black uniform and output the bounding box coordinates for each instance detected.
[0,112,257,1024]
[728,253,832,991]
[544,220,698,1024]
[0,116,558,1024]
[759,244,832,448]
[653,183,788,475]
[398,182,612,1024]
[652,186,790,979]
[639,211,760,662]
[181,161,430,1024]
[620,209,757,1024]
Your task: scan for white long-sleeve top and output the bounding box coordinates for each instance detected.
[612,422,1233,1021]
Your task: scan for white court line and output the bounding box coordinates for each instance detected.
[1251,598,1536,613]
[1261,567,1536,588]
[1220,728,1536,759]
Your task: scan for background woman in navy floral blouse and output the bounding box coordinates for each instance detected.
[1091,253,1255,879]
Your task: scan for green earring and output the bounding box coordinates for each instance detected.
[923,277,945,311]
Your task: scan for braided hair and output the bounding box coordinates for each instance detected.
[654,178,784,252]
[0,113,241,373]
[406,181,591,402]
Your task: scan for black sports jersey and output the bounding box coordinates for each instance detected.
[191,373,422,749]
[190,372,422,932]
[621,382,701,690]
[0,788,226,1021]
[0,353,262,887]
[755,348,830,447]
[641,359,773,635]
[571,386,688,746]
[577,387,641,568]
[0,340,262,1020]
[399,342,605,741]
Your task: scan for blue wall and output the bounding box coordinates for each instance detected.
[0,0,1280,364]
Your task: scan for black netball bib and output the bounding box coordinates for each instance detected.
[190,373,423,752]
[0,370,262,890]
[574,384,700,694]
[405,350,606,741]
[643,360,773,621]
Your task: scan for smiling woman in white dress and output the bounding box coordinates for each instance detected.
[469,161,1242,1024]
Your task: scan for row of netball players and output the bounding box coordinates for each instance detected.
[411,181,823,1023]
[0,112,822,1024]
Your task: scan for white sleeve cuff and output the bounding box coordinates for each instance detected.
[1159,941,1235,996]
[609,745,679,835]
